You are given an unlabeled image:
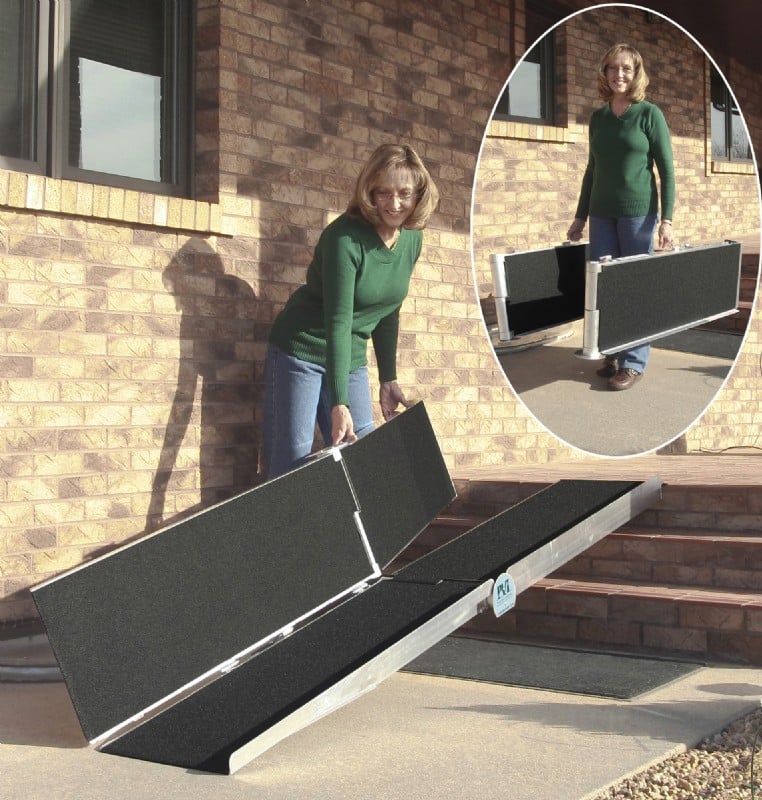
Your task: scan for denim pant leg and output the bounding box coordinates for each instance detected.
[263,344,376,479]
[263,344,324,479]
[588,214,658,373]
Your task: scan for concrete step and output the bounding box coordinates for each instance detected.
[462,577,762,666]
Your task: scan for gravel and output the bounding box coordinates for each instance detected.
[590,706,762,800]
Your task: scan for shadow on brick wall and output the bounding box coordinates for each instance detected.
[145,240,259,532]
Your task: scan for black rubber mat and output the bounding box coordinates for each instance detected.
[655,328,742,359]
[404,637,702,699]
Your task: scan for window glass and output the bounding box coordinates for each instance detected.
[493,30,554,124]
[506,48,543,119]
[69,0,169,181]
[710,66,751,162]
[0,0,39,161]
[730,104,752,161]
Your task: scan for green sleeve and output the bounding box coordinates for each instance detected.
[320,230,359,407]
[372,309,400,383]
[574,120,595,220]
[648,105,675,220]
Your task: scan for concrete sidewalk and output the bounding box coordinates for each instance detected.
[495,322,740,456]
[2,631,761,800]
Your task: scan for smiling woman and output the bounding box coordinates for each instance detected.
[567,42,675,392]
[262,143,440,479]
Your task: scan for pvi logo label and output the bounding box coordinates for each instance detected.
[492,572,516,618]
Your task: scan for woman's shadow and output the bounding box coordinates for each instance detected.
[146,240,260,532]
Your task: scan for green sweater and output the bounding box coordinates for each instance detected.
[269,213,422,407]
[575,100,675,222]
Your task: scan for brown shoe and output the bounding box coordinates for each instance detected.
[596,357,618,378]
[608,367,642,391]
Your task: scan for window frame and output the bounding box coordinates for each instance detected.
[0,0,50,175]
[0,0,194,197]
[710,65,752,165]
[493,31,556,126]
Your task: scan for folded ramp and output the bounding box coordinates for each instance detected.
[32,455,375,741]
[580,240,742,358]
[489,243,587,345]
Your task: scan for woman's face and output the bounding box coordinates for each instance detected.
[605,52,635,98]
[372,167,418,232]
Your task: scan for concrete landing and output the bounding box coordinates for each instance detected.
[1,637,760,800]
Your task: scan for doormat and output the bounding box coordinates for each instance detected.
[403,637,703,699]
[655,329,741,359]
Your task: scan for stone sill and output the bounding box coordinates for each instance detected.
[487,119,575,144]
[711,160,756,176]
[0,169,226,235]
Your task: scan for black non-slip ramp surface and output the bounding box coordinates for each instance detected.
[341,401,455,570]
[499,244,587,335]
[596,241,741,353]
[31,400,656,776]
[101,578,480,773]
[394,480,642,584]
[32,455,372,741]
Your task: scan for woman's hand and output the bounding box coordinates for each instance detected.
[567,218,586,242]
[331,404,357,446]
[379,380,413,421]
[658,220,674,249]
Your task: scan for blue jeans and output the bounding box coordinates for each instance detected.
[262,344,375,479]
[589,214,658,373]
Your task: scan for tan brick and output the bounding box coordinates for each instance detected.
[33,405,87,428]
[0,555,32,578]
[32,547,86,575]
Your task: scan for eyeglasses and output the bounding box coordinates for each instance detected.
[606,64,634,75]
[373,189,418,204]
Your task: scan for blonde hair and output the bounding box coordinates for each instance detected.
[347,143,439,230]
[597,43,649,102]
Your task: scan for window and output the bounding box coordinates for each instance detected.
[494,32,555,124]
[0,0,193,196]
[710,66,752,163]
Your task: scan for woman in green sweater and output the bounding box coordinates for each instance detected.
[263,144,439,478]
[568,43,675,391]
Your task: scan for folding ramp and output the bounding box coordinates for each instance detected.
[578,240,743,359]
[489,242,587,349]
[32,402,660,774]
[488,240,743,357]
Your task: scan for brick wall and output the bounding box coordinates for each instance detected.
[0,0,547,625]
[0,0,760,626]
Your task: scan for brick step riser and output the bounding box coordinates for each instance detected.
[553,547,762,592]
[398,522,762,592]
[461,584,762,666]
[431,481,762,664]
[555,544,762,591]
[448,482,762,533]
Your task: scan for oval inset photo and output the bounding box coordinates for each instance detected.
[471,3,760,457]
